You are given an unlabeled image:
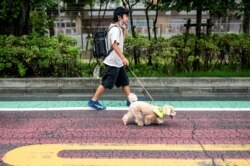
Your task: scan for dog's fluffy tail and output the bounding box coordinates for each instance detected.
[128,93,138,103]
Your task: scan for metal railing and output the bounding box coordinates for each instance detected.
[65,23,243,50]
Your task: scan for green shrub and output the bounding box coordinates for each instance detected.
[0,34,81,77]
[1,33,250,78]
[124,33,250,75]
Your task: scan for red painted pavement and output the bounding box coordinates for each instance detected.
[0,110,250,164]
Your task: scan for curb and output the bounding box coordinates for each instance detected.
[0,77,250,98]
[1,107,250,112]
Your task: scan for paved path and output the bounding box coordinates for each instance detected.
[0,101,250,166]
[1,100,250,110]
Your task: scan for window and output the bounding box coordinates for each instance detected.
[66,29,71,34]
[66,22,71,27]
[132,19,153,27]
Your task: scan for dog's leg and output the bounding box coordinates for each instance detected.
[133,112,144,126]
[144,115,156,125]
[130,107,144,126]
[156,118,164,124]
[122,112,134,125]
[134,112,144,126]
[122,113,129,125]
[135,119,144,126]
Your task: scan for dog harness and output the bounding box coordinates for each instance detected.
[153,107,167,118]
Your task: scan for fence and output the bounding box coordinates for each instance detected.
[68,23,243,50]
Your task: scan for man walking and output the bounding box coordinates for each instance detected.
[88,6,131,110]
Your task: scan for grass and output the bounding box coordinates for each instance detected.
[173,70,250,77]
[127,64,250,77]
[80,59,250,77]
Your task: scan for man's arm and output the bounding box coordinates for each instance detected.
[112,41,129,66]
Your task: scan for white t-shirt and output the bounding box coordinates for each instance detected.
[104,24,124,67]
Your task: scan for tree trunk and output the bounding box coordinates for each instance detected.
[47,11,55,37]
[242,0,250,35]
[0,0,31,36]
[145,6,151,40]
[129,10,136,38]
[19,0,31,35]
[153,1,159,40]
[193,4,202,71]
[196,4,202,39]
[12,0,31,36]
[243,2,250,35]
[122,0,138,37]
[90,5,94,35]
[133,47,138,65]
[243,13,250,35]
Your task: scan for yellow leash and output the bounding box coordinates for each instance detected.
[128,66,154,101]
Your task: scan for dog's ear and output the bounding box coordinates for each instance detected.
[163,105,171,115]
[169,106,176,116]
[163,105,176,116]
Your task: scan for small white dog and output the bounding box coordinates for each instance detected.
[122,93,176,126]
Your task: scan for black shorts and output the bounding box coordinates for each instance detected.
[101,65,129,89]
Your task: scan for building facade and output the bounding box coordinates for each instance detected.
[53,0,242,49]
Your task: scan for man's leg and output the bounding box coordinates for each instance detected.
[123,85,131,106]
[88,65,118,110]
[88,85,106,110]
[92,85,106,101]
[123,85,130,97]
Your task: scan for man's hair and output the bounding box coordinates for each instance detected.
[113,6,129,22]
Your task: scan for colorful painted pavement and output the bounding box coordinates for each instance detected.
[0,100,250,166]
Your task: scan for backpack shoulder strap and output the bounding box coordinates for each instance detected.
[106,25,121,36]
[106,25,122,56]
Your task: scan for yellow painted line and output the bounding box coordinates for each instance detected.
[3,144,250,166]
[3,144,249,151]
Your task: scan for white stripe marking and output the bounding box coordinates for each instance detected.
[0,107,250,112]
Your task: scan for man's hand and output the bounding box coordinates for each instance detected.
[122,57,129,66]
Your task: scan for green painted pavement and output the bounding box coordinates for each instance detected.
[0,101,250,109]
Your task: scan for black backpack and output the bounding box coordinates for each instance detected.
[93,25,119,58]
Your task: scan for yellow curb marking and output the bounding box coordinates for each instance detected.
[2,144,250,166]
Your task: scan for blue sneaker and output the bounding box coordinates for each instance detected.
[126,100,131,106]
[88,100,106,110]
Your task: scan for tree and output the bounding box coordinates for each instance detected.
[241,0,250,35]
[31,10,50,36]
[151,0,160,40]
[145,3,152,40]
[171,0,204,39]
[0,0,30,35]
[171,0,238,38]
[0,0,56,36]
[61,0,96,50]
[144,0,161,40]
[169,0,239,70]
[62,0,112,32]
[147,0,172,40]
[122,0,140,38]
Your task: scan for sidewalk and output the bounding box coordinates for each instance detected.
[1,100,250,111]
[1,78,250,166]
[1,77,250,111]
[0,77,250,99]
